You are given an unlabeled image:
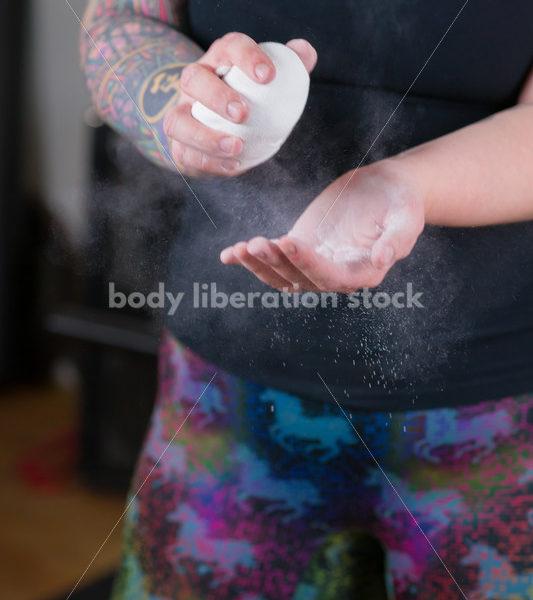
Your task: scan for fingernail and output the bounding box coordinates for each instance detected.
[255,63,271,81]
[227,101,245,120]
[221,159,240,172]
[219,137,235,154]
[255,251,267,260]
[285,244,296,255]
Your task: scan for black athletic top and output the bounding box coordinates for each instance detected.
[165,0,533,410]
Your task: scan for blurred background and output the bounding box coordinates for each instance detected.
[1,1,182,598]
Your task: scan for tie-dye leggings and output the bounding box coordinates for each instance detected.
[111,331,533,600]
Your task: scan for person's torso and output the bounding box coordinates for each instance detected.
[164,0,533,409]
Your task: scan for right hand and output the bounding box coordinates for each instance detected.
[163,33,317,178]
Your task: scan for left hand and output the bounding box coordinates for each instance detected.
[220,160,425,293]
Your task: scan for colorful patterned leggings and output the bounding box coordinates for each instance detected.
[111,331,533,599]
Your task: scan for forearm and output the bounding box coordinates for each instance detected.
[392,102,533,226]
[81,0,203,168]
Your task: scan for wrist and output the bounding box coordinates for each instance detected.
[360,157,429,223]
[379,152,434,223]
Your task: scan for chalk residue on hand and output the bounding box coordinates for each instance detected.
[315,241,371,264]
[269,237,370,264]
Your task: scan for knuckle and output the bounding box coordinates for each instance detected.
[248,236,265,248]
[206,39,221,58]
[180,63,199,89]
[180,147,191,166]
[226,87,243,105]
[192,128,207,148]
[233,242,248,258]
[163,110,176,138]
[207,88,226,111]
[287,251,306,267]
[209,37,221,51]
[214,135,228,155]
[176,102,190,117]
[200,153,211,171]
[182,146,196,168]
[185,146,197,166]
[238,32,255,46]
[222,31,243,44]
[171,141,184,163]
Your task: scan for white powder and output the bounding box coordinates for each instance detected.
[268,237,370,265]
[191,42,310,170]
[315,242,371,264]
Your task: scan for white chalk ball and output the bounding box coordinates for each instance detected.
[191,42,310,170]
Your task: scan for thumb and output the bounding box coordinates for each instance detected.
[370,208,424,270]
[286,39,318,74]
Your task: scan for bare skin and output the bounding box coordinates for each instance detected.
[221,69,533,293]
[81,1,316,175]
[81,2,533,295]
[221,162,424,294]
[164,35,317,177]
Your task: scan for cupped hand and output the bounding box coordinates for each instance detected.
[163,33,317,178]
[220,161,425,293]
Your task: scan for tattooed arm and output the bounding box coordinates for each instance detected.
[81,1,317,176]
[81,0,203,168]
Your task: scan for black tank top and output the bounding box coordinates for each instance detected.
[165,0,533,409]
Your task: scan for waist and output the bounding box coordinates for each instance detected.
[162,323,533,411]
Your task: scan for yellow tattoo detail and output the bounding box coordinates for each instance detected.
[96,41,168,109]
[139,62,188,124]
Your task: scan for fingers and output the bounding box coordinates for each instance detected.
[246,237,321,291]
[165,97,244,175]
[221,237,348,293]
[220,242,298,291]
[221,235,391,293]
[170,139,241,176]
[180,62,249,123]
[285,39,318,74]
[220,246,239,265]
[202,32,276,84]
[166,32,276,178]
[164,103,243,157]
[169,33,317,178]
[276,236,358,293]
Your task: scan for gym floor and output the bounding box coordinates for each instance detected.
[0,382,125,600]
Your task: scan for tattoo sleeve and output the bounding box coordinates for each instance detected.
[81,0,203,168]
